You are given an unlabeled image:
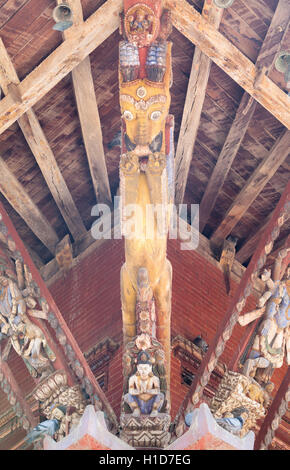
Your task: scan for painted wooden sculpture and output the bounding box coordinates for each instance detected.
[119,0,173,447]
[238,249,290,386]
[119,0,174,385]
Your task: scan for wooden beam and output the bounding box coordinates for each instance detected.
[0,0,288,135]
[173,181,290,428]
[236,211,274,264]
[165,0,290,129]
[175,0,223,205]
[198,0,290,232]
[0,39,87,242]
[0,158,59,254]
[0,200,119,429]
[211,130,290,247]
[57,0,112,206]
[0,358,37,431]
[0,0,123,136]
[255,368,290,450]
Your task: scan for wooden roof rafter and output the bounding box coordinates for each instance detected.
[0,38,87,243]
[56,0,112,207]
[199,0,290,233]
[211,129,290,247]
[175,0,223,206]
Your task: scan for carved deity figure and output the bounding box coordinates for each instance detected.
[124,351,164,417]
[0,246,55,378]
[238,250,290,383]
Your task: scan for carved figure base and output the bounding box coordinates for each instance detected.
[210,371,266,437]
[120,412,171,448]
[167,403,255,450]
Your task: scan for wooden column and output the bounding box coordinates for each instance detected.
[255,368,290,450]
[173,181,290,426]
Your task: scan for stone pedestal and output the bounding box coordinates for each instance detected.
[120,413,171,448]
[166,404,255,450]
[43,405,134,450]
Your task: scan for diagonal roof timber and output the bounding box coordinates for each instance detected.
[175,0,223,206]
[57,0,112,206]
[0,0,287,138]
[198,0,290,232]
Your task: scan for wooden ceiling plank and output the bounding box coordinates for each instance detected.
[211,130,290,247]
[0,38,87,241]
[0,0,288,135]
[57,0,112,206]
[0,0,123,136]
[175,0,223,205]
[198,0,289,232]
[0,157,59,254]
[165,0,290,129]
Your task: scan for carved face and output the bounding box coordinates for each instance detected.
[120,43,172,151]
[51,407,65,421]
[0,275,8,286]
[137,363,152,379]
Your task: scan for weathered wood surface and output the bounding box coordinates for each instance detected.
[58,0,112,206]
[0,0,123,135]
[198,0,290,232]
[0,38,87,241]
[175,0,223,205]
[0,157,59,254]
[211,130,290,247]
[166,0,290,129]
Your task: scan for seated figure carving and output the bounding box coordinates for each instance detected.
[124,351,164,417]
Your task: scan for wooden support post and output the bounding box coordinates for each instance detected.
[199,0,290,232]
[175,0,223,205]
[0,357,37,431]
[173,181,290,427]
[254,368,290,450]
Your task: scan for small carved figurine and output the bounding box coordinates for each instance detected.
[220,236,238,295]
[24,405,66,444]
[124,351,164,417]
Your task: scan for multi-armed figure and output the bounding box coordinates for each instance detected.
[238,249,290,385]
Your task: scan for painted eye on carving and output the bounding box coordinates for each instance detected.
[150,111,162,121]
[123,110,134,121]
